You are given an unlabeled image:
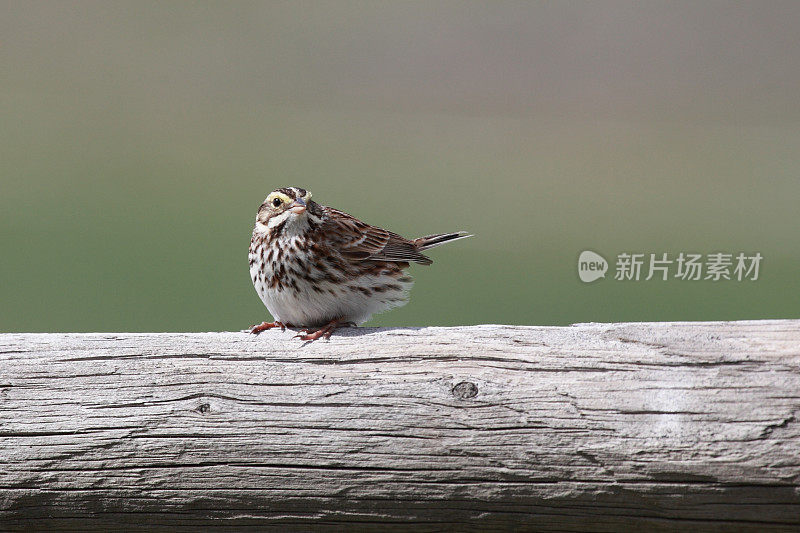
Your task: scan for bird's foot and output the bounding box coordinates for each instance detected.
[294,320,354,341]
[249,321,287,335]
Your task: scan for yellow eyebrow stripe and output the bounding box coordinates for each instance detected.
[266,193,293,205]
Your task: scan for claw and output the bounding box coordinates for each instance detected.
[293,319,354,342]
[249,321,287,335]
[295,328,330,341]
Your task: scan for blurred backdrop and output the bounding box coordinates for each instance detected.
[1,1,798,332]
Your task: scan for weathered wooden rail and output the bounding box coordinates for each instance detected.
[0,320,798,531]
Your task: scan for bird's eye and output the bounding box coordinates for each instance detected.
[271,198,282,208]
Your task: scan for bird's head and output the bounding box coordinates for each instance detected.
[255,186,316,232]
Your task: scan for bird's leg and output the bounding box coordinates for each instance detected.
[295,319,355,341]
[249,321,287,335]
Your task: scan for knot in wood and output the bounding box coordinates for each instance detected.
[197,403,211,413]
[452,381,478,400]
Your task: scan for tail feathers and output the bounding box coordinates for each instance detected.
[414,231,472,251]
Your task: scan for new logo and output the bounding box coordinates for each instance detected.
[578,251,608,283]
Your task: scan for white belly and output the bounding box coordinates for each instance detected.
[255,275,410,326]
[250,238,412,327]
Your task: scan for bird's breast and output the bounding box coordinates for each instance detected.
[249,232,413,326]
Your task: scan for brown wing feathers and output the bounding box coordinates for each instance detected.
[323,207,468,266]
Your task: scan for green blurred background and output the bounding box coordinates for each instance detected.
[1,1,798,332]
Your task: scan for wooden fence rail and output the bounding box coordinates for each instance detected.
[1,320,799,531]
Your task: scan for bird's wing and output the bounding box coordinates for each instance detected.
[323,207,432,265]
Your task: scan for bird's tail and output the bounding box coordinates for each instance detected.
[414,231,472,251]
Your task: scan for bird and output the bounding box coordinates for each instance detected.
[248,186,471,341]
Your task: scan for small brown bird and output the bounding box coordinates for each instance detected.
[248,187,471,340]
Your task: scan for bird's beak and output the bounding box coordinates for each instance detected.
[289,197,307,214]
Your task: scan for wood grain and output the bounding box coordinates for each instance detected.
[1,320,798,531]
